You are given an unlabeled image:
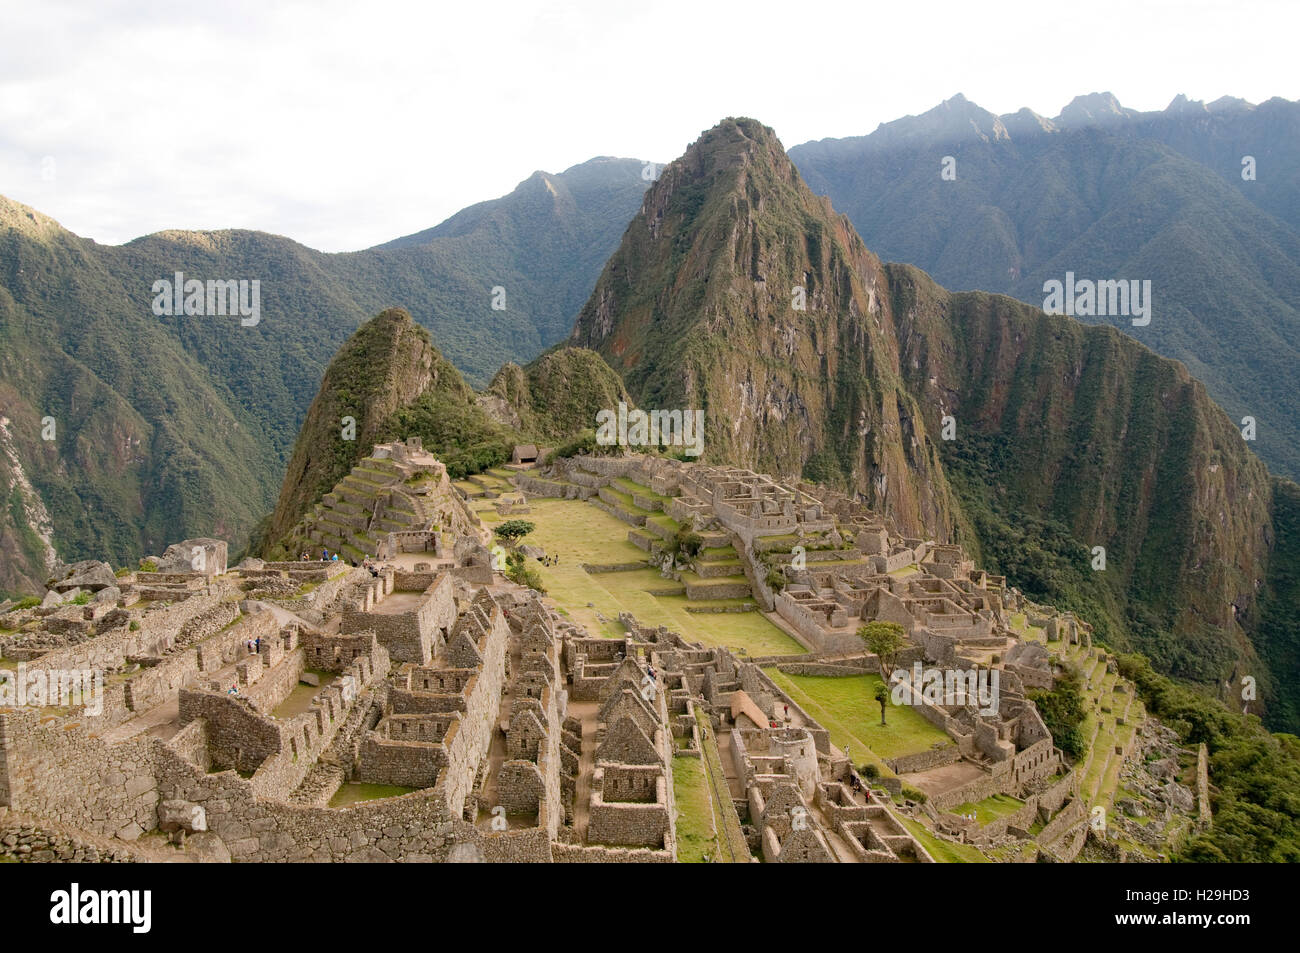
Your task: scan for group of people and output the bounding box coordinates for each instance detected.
[302,546,343,561]
[539,554,561,566]
[361,557,390,578]
[245,636,262,655]
[297,548,393,578]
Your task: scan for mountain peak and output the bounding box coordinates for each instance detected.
[1056,91,1135,126]
[1166,93,1208,114]
[568,116,958,537]
[0,193,68,242]
[868,95,1007,147]
[1207,95,1254,112]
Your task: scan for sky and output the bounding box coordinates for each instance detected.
[1,0,1296,252]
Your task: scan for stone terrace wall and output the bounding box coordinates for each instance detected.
[0,709,158,840]
[124,610,278,716]
[153,741,459,861]
[551,843,673,863]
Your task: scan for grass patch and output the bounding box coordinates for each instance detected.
[952,793,1024,825]
[671,756,719,862]
[898,816,988,863]
[329,783,415,808]
[523,497,803,656]
[765,670,953,762]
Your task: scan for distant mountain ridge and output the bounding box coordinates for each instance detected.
[789,92,1300,480]
[0,158,651,591]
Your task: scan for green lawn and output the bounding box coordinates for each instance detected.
[765,670,953,763]
[898,816,988,863]
[647,513,682,534]
[521,497,803,656]
[328,783,415,808]
[952,793,1025,825]
[671,756,719,862]
[613,477,669,506]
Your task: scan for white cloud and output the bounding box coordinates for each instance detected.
[0,0,1296,251]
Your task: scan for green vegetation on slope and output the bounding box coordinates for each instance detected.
[0,158,650,587]
[790,95,1300,480]
[1117,652,1300,862]
[484,348,632,442]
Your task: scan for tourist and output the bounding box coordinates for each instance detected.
[255,637,261,653]
[783,703,789,720]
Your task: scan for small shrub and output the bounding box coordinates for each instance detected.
[504,552,547,594]
[901,785,929,804]
[70,592,92,606]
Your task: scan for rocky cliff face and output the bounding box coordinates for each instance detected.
[888,264,1276,685]
[569,118,960,540]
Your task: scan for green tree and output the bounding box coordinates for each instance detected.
[504,550,546,593]
[873,682,891,727]
[859,621,907,676]
[494,519,536,544]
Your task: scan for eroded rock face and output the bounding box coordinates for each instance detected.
[157,538,228,576]
[1163,782,1196,813]
[47,560,117,593]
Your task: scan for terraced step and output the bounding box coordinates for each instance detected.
[611,477,669,512]
[695,558,745,579]
[681,572,752,601]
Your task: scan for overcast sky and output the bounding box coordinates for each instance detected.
[1,0,1296,252]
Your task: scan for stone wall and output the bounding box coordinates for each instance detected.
[341,574,455,665]
[552,842,673,862]
[0,814,142,863]
[0,709,157,840]
[887,745,960,775]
